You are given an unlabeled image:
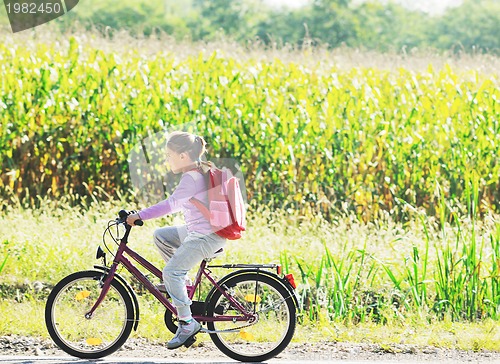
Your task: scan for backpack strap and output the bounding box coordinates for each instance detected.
[186,170,211,221]
[190,197,210,220]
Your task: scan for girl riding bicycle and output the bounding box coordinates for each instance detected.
[126,131,226,349]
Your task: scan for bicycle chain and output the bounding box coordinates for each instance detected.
[201,300,287,334]
[205,292,295,334]
[200,320,257,334]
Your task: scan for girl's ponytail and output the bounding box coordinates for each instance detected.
[193,135,211,173]
[167,131,211,173]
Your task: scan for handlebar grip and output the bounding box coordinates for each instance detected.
[118,209,129,220]
[134,220,144,226]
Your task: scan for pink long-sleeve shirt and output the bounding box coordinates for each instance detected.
[138,171,213,235]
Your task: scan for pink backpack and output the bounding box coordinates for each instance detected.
[190,166,246,240]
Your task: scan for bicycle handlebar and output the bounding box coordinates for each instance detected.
[118,209,143,226]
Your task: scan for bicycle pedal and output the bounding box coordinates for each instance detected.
[183,335,196,348]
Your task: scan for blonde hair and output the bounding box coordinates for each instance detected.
[167,131,211,172]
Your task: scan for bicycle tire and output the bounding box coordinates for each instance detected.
[45,270,135,359]
[205,272,296,362]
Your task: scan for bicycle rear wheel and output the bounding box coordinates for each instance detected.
[205,272,296,362]
[45,270,134,359]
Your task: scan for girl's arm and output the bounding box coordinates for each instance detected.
[135,173,197,220]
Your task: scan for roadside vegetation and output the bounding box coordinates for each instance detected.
[0,194,498,350]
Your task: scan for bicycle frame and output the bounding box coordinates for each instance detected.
[86,223,255,323]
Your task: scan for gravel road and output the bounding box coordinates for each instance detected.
[1,336,499,363]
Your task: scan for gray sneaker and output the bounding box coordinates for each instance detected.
[167,319,201,350]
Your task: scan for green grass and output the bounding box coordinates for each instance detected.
[1,298,499,351]
[0,197,498,350]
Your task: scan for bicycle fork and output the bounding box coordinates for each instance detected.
[84,263,119,319]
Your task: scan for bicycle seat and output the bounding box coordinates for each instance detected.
[206,248,224,261]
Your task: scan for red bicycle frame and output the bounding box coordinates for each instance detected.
[86,223,254,323]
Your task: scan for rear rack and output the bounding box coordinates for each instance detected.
[207,264,278,269]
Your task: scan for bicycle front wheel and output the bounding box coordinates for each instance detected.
[45,270,135,359]
[205,272,296,362]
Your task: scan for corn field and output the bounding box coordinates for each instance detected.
[1,36,499,221]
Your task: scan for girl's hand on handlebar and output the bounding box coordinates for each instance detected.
[126,213,141,226]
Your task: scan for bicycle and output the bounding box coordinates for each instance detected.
[45,210,298,362]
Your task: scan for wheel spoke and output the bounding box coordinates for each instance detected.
[256,296,289,315]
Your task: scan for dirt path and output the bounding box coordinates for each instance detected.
[1,336,499,363]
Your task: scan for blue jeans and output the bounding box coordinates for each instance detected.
[153,225,226,320]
